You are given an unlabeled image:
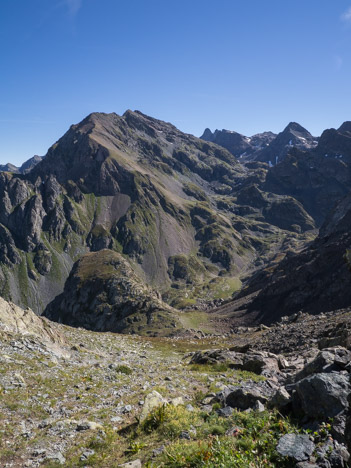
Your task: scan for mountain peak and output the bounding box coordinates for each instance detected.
[338,121,351,135]
[283,122,311,135]
[200,128,214,141]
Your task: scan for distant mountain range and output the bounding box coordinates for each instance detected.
[0,111,350,335]
[201,122,318,164]
[0,155,43,174]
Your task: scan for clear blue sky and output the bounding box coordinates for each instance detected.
[2,0,351,165]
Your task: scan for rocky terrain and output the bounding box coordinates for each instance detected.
[0,109,351,466]
[1,297,351,467]
[44,250,181,336]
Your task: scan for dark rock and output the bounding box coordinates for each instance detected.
[217,406,234,418]
[276,433,315,462]
[295,348,351,381]
[294,373,349,420]
[189,349,244,368]
[226,386,268,410]
[268,387,292,410]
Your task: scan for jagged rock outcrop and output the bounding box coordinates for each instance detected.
[0,296,69,357]
[201,127,277,159]
[0,296,64,343]
[43,249,181,335]
[255,122,317,164]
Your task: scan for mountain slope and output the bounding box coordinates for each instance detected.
[229,191,351,324]
[1,110,293,320]
[201,128,276,159]
[2,110,351,334]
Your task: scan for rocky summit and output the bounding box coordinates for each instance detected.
[0,110,350,331]
[1,110,351,466]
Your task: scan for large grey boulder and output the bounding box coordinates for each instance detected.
[242,351,280,376]
[276,434,315,462]
[226,386,268,410]
[139,391,167,423]
[294,373,350,420]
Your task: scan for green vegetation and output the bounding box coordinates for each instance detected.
[115,365,133,375]
[135,404,298,467]
[183,182,208,201]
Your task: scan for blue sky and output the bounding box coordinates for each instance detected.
[2,0,351,165]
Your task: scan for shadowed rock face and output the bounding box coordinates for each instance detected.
[43,249,181,336]
[240,191,351,323]
[1,110,351,333]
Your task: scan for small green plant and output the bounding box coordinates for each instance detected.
[142,404,167,433]
[127,440,147,454]
[212,402,221,411]
[189,363,229,373]
[115,365,133,375]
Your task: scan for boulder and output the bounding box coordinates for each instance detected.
[226,386,268,410]
[189,349,244,368]
[118,461,142,468]
[276,434,315,462]
[139,391,167,423]
[242,350,280,376]
[316,440,350,468]
[268,387,292,410]
[294,373,349,420]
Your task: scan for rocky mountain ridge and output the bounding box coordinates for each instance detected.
[0,110,350,334]
[201,122,317,164]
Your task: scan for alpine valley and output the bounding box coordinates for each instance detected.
[1,111,351,467]
[1,111,351,333]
